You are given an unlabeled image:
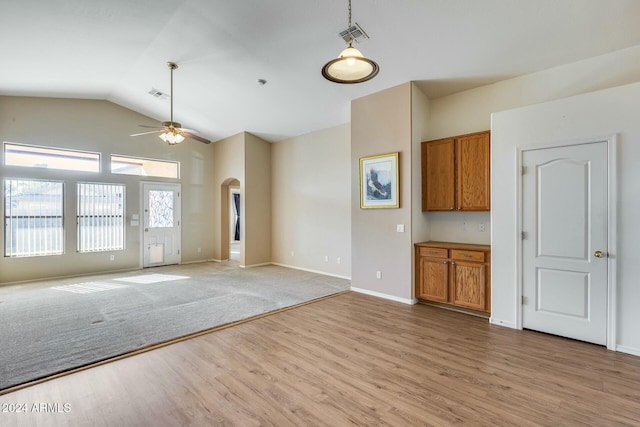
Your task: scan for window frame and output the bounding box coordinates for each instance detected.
[110,154,180,179]
[4,142,101,173]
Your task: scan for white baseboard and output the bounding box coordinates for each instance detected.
[180,259,216,265]
[242,262,273,268]
[271,263,351,280]
[350,287,416,305]
[489,317,518,329]
[616,345,640,357]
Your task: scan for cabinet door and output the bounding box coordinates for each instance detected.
[451,261,486,310]
[456,132,490,211]
[417,257,449,302]
[422,138,455,211]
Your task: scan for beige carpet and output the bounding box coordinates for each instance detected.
[0,261,350,391]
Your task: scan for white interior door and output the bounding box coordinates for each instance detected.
[522,141,608,345]
[142,182,181,267]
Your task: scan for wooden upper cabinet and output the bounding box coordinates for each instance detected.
[422,138,455,211]
[456,132,490,211]
[422,131,490,212]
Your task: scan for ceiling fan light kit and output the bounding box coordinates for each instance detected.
[130,61,211,145]
[322,0,379,84]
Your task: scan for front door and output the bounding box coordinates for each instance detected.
[522,141,608,345]
[142,182,181,267]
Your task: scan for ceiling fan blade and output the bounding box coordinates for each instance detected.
[130,129,164,137]
[138,124,163,129]
[179,127,200,134]
[183,132,211,144]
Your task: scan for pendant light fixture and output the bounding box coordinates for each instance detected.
[321,0,379,84]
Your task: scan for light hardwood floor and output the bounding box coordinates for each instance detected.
[2,292,639,426]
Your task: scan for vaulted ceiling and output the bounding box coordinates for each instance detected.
[2,0,640,143]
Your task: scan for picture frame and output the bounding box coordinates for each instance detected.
[359,152,399,209]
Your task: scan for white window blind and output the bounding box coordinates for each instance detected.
[4,179,64,257]
[77,183,125,252]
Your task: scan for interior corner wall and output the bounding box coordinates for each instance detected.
[243,133,272,266]
[212,133,245,263]
[271,124,351,278]
[411,83,431,246]
[491,82,640,355]
[351,83,413,302]
[425,44,640,246]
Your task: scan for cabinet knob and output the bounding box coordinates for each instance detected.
[457,207,462,211]
[443,261,448,264]
[451,261,456,265]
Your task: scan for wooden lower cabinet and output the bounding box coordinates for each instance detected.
[417,257,449,302]
[415,241,491,314]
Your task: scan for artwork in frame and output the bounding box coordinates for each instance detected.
[359,152,399,209]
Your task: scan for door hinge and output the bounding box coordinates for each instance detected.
[521,166,527,175]
[522,295,528,305]
[521,231,527,240]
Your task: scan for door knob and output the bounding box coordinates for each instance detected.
[594,250,604,258]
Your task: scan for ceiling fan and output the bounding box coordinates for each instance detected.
[131,61,211,145]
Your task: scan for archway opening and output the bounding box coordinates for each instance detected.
[221,178,240,262]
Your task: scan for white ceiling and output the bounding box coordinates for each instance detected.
[2,0,640,143]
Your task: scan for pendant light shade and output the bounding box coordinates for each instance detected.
[322,45,379,84]
[322,0,379,84]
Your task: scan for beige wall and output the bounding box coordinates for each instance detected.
[351,83,414,302]
[212,131,271,266]
[491,82,640,355]
[212,133,245,263]
[0,96,215,284]
[271,124,351,278]
[410,83,431,246]
[244,133,272,266]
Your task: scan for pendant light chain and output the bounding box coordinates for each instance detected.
[347,0,353,45]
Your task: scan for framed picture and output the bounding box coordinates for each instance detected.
[359,152,399,209]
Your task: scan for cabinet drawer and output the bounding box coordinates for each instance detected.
[419,247,448,258]
[451,249,485,262]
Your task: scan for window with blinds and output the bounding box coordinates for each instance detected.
[4,179,64,257]
[77,183,125,252]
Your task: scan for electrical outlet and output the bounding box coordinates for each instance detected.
[478,222,486,232]
[337,257,341,264]
[324,255,329,262]
[376,271,381,279]
[291,251,294,257]
[463,221,468,232]
[197,247,201,253]
[109,255,115,261]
